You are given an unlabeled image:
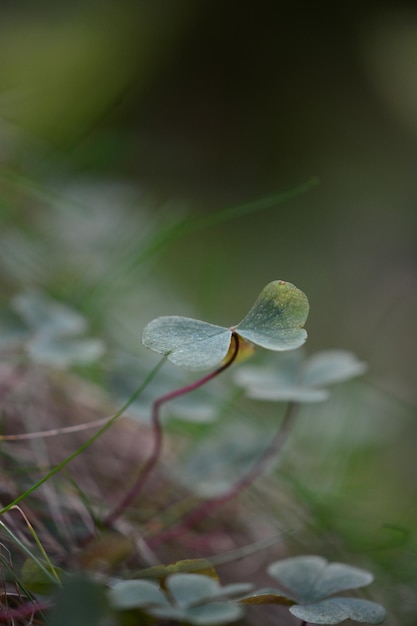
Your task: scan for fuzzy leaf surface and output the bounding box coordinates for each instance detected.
[142,281,309,369]
[165,574,252,607]
[142,316,232,370]
[166,573,223,607]
[290,597,386,624]
[268,556,373,603]
[108,579,169,609]
[235,281,308,351]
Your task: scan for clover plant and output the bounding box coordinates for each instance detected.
[234,349,367,402]
[0,279,387,625]
[237,556,386,625]
[109,573,253,625]
[106,558,386,625]
[142,280,309,369]
[99,280,384,626]
[8,290,105,368]
[104,280,310,526]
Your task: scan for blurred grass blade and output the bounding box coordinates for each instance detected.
[0,521,58,587]
[0,356,165,515]
[9,505,61,585]
[114,178,319,270]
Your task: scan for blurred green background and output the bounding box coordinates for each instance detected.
[0,2,416,623]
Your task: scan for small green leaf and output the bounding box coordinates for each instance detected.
[132,574,249,625]
[268,556,374,604]
[11,290,105,368]
[48,575,110,626]
[142,316,232,370]
[166,574,222,607]
[108,579,169,610]
[235,281,309,351]
[182,602,243,625]
[28,334,105,368]
[301,350,368,387]
[309,562,374,600]
[234,359,328,403]
[180,423,267,496]
[290,598,386,624]
[268,556,325,602]
[165,575,252,607]
[235,349,366,403]
[12,290,87,336]
[21,559,63,595]
[142,281,309,369]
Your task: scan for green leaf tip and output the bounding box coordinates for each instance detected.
[235,281,309,351]
[142,280,309,369]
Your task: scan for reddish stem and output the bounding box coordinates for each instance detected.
[0,599,51,622]
[103,333,240,528]
[147,401,297,548]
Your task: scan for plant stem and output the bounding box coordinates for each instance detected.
[103,334,241,529]
[0,358,165,516]
[0,600,51,622]
[147,401,298,548]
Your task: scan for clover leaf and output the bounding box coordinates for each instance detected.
[26,334,104,368]
[142,281,309,370]
[108,578,169,610]
[290,598,387,625]
[266,556,386,625]
[235,349,367,402]
[109,573,252,625]
[10,290,105,368]
[268,556,373,603]
[142,318,232,370]
[48,575,111,626]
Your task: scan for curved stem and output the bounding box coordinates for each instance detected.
[103,334,241,529]
[147,401,298,548]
